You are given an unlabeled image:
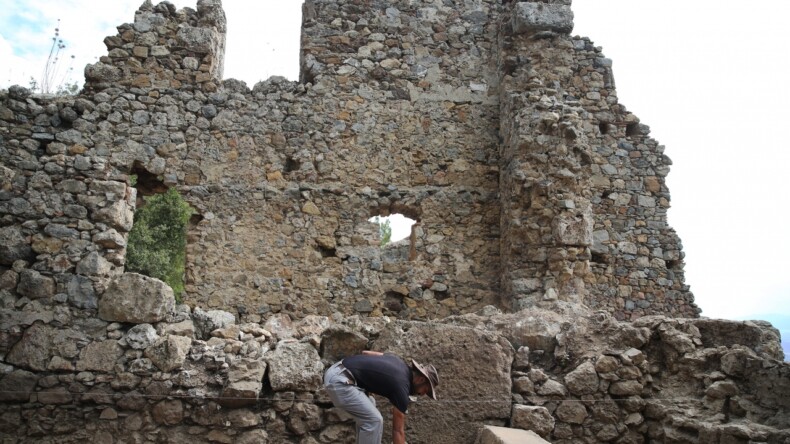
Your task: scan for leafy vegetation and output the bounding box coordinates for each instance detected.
[373,216,392,247]
[126,188,193,300]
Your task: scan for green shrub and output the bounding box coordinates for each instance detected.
[126,188,193,300]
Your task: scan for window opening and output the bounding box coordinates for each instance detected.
[127,166,194,301]
[368,214,416,246]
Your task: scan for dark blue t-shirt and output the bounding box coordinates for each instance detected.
[342,354,413,413]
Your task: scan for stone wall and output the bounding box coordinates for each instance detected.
[0,296,786,443]
[0,0,696,322]
[4,0,784,443]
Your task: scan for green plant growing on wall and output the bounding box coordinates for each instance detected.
[373,216,392,247]
[126,188,193,300]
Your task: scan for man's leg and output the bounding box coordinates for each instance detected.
[324,366,383,443]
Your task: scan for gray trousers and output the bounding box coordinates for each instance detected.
[324,361,383,444]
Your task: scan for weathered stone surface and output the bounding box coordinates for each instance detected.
[511,405,554,438]
[6,322,54,371]
[84,62,122,82]
[94,200,134,231]
[37,386,72,404]
[76,340,124,373]
[17,270,56,299]
[219,358,267,408]
[193,307,235,340]
[319,325,368,362]
[99,273,175,323]
[0,370,38,402]
[235,429,269,444]
[374,321,514,444]
[0,226,33,265]
[609,380,644,396]
[67,275,97,309]
[476,426,549,444]
[564,360,599,395]
[163,320,196,338]
[266,341,323,392]
[263,313,295,341]
[76,252,113,276]
[144,335,192,372]
[512,2,574,35]
[2,1,787,443]
[123,324,159,350]
[537,378,568,397]
[152,399,183,425]
[555,400,588,424]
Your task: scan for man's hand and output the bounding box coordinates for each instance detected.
[392,406,406,444]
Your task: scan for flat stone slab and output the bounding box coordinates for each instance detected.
[476,426,549,444]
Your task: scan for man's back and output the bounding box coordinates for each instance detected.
[342,354,412,413]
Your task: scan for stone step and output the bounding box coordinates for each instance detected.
[476,425,550,444]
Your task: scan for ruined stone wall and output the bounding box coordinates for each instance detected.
[496,2,697,319]
[5,0,775,443]
[0,296,786,443]
[0,0,697,321]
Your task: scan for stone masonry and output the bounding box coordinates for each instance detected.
[1,0,787,443]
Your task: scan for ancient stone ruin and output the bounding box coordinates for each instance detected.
[0,0,787,443]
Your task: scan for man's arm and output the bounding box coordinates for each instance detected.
[392,406,406,444]
[362,350,384,356]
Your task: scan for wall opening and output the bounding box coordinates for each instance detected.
[368,214,417,247]
[127,169,194,301]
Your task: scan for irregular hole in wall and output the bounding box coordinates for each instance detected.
[367,213,417,246]
[127,162,195,301]
[625,123,640,137]
[591,252,608,264]
[130,162,168,206]
[383,291,405,315]
[598,122,610,135]
[317,242,336,258]
[284,156,300,174]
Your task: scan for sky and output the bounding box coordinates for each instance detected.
[1,1,788,329]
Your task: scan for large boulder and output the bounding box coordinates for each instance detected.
[564,360,599,395]
[320,325,368,363]
[265,341,323,392]
[373,321,514,444]
[511,405,554,438]
[476,426,549,444]
[98,273,175,323]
